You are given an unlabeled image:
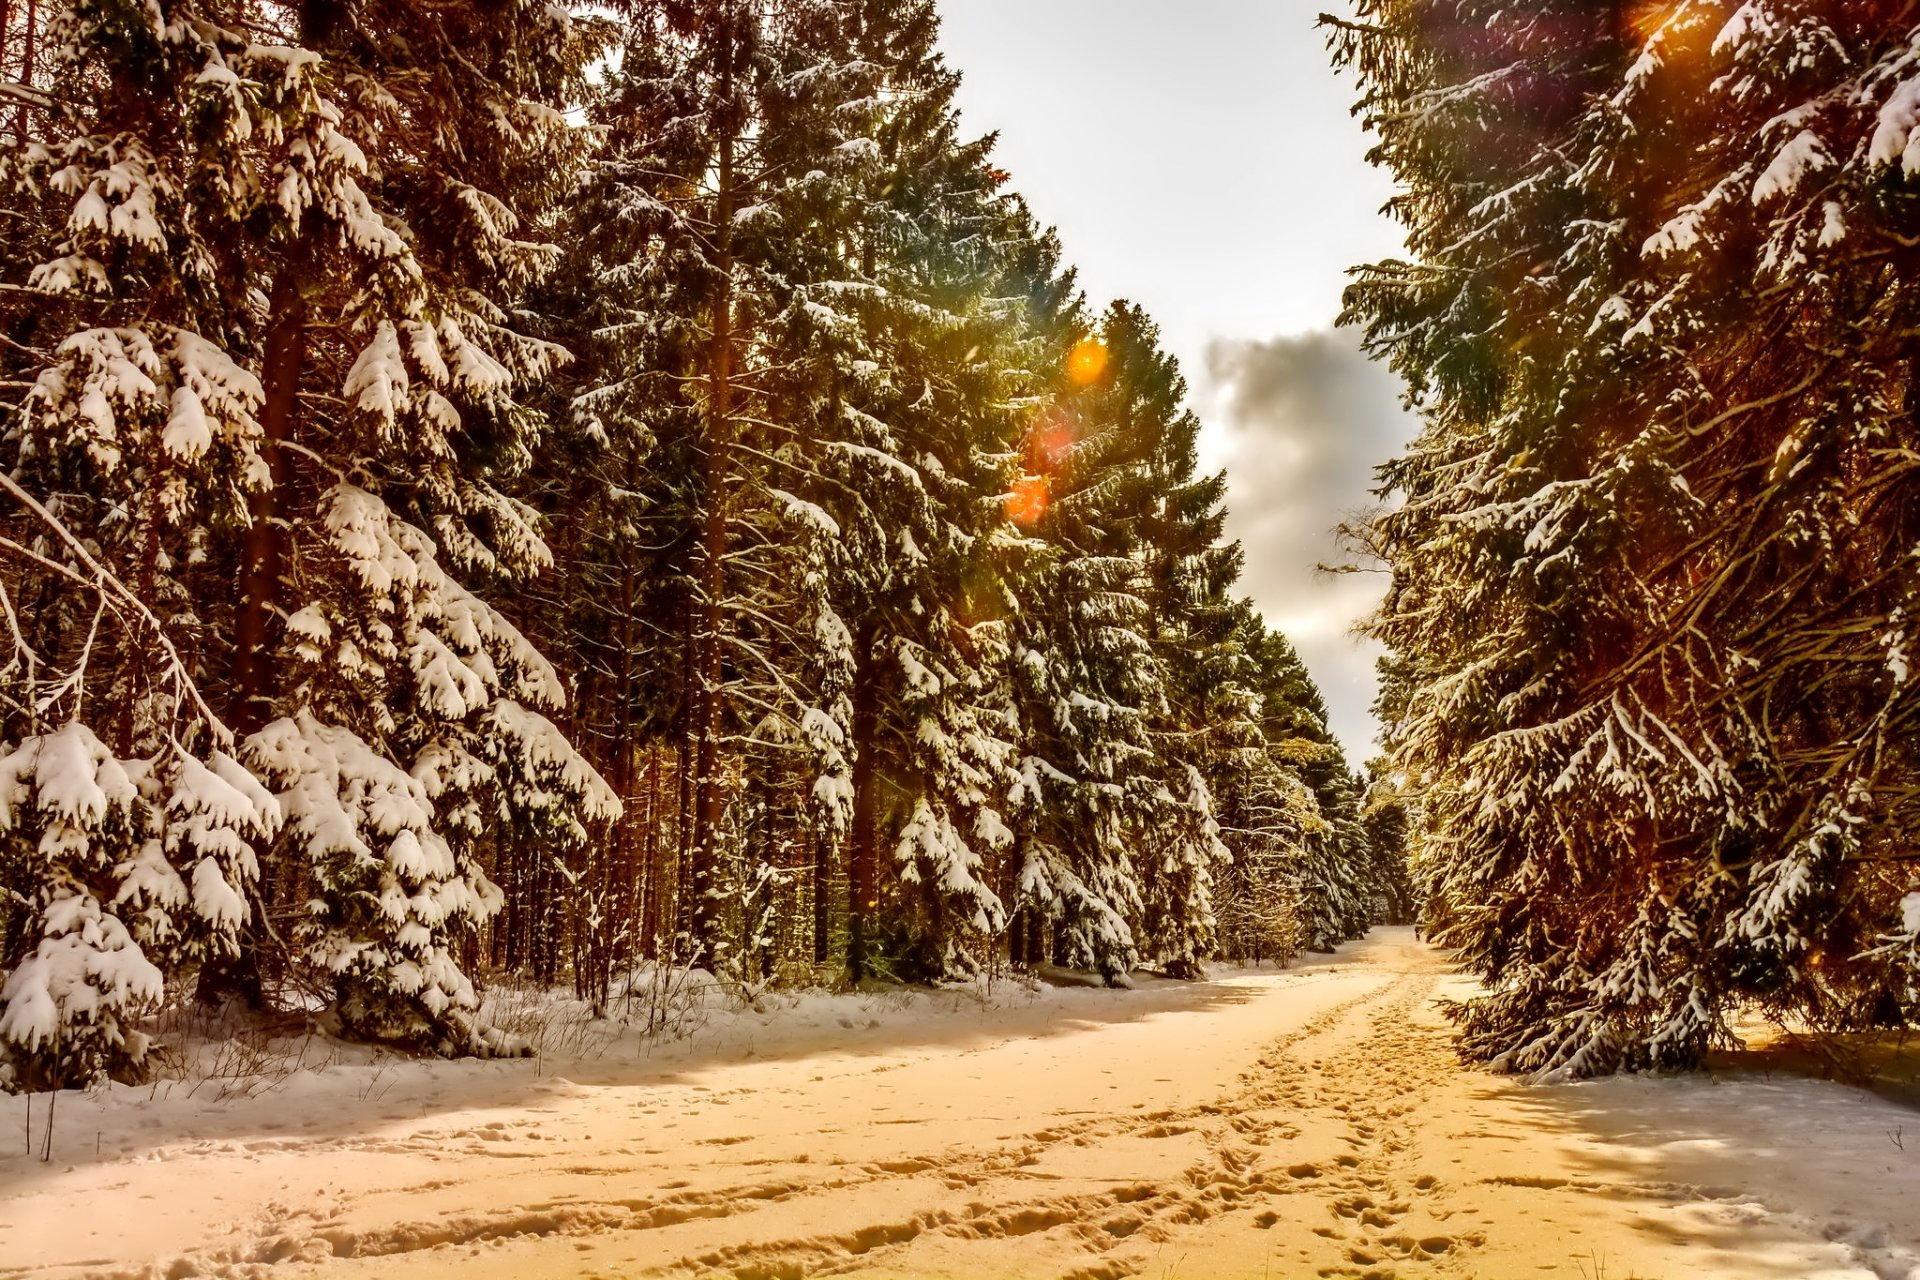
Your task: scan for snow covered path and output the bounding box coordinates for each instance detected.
[4,929,1918,1279]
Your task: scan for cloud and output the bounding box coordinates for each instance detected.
[1201,329,1417,762]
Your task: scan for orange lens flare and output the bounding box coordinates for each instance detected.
[1006,475,1050,527]
[1626,1,1676,42]
[1032,406,1077,470]
[1066,338,1109,386]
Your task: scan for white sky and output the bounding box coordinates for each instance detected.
[937,0,1415,762]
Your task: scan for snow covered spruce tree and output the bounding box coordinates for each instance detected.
[0,0,304,1085]
[1360,757,1416,927]
[1220,608,1370,954]
[997,305,1157,982]
[0,0,617,1058]
[0,723,280,1088]
[1335,0,1920,1073]
[551,0,1045,983]
[790,0,1058,983]
[1101,304,1239,978]
[554,0,896,977]
[240,0,618,1051]
[998,299,1263,981]
[993,294,1378,979]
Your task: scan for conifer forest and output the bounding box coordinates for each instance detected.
[3,4,1920,1277]
[0,0,1404,1087]
[1335,0,1920,1078]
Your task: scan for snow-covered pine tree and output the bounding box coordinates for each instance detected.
[1209,765,1315,967]
[558,0,936,976]
[1,0,617,1054]
[791,0,1030,982]
[1334,0,1920,1073]
[1099,303,1238,978]
[552,0,1042,983]
[528,68,713,982]
[1360,757,1415,926]
[1231,608,1370,953]
[506,354,677,994]
[1209,689,1318,969]
[253,0,619,1050]
[0,724,280,1088]
[0,0,313,1082]
[1001,302,1165,982]
[1295,762,1372,951]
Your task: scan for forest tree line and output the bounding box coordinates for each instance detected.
[1337,0,1920,1076]
[0,0,1406,1089]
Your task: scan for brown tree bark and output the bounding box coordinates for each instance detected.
[810,823,829,965]
[230,273,306,735]
[201,272,306,1009]
[846,622,879,982]
[9,0,37,144]
[641,748,663,958]
[688,6,737,973]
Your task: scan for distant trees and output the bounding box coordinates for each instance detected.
[518,0,1393,1001]
[1336,0,1920,1074]
[0,0,1392,1090]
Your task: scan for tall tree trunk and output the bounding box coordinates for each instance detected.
[1,0,12,147]
[203,271,305,1009]
[846,621,879,982]
[115,495,164,757]
[676,722,692,954]
[624,544,642,960]
[231,273,306,734]
[810,824,830,965]
[640,748,660,958]
[787,785,807,965]
[10,0,36,143]
[689,17,737,973]
[754,767,774,980]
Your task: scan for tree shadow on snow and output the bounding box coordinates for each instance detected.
[1491,1050,1920,1276]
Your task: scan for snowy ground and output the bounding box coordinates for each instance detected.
[3,929,1918,1280]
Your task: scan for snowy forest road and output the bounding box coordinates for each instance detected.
[5,929,1919,1280]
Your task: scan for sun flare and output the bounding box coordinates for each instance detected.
[1066,338,1110,386]
[1006,474,1050,526]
